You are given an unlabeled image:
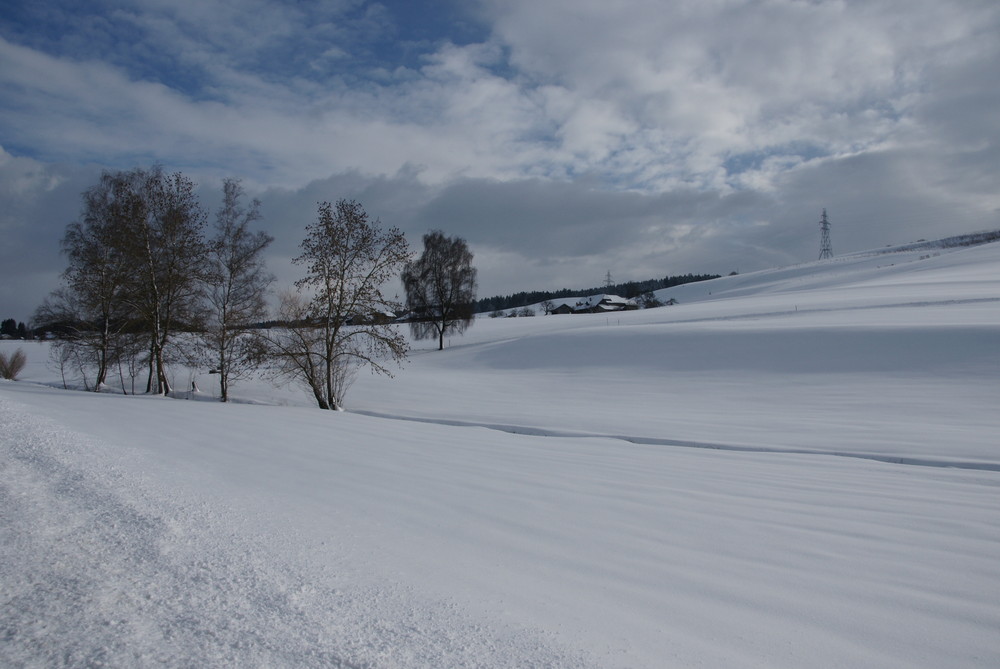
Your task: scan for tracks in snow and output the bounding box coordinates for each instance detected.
[351,409,1000,473]
[0,396,366,668]
[0,395,603,669]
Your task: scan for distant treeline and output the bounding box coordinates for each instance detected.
[1,318,29,339]
[475,273,721,313]
[882,229,1000,254]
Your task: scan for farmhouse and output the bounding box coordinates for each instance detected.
[548,294,639,314]
[572,294,638,313]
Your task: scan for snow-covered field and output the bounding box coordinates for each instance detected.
[2,239,999,667]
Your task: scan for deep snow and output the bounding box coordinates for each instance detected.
[2,239,999,667]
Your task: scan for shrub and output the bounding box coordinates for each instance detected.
[0,348,27,380]
[637,292,663,309]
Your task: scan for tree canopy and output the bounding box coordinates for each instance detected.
[402,230,477,350]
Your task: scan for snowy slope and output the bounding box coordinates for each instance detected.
[351,241,1000,466]
[2,239,999,668]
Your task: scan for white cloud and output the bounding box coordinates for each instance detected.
[4,0,996,192]
[479,0,998,190]
[0,0,997,320]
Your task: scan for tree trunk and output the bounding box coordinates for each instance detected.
[145,341,155,393]
[156,334,171,395]
[95,318,110,390]
[310,381,330,410]
[217,336,229,402]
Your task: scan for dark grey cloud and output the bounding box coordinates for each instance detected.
[2,143,996,323]
[416,178,734,256]
[0,154,104,321]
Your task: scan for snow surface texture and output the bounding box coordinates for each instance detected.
[2,240,999,667]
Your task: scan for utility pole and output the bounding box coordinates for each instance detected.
[604,270,613,290]
[818,208,833,260]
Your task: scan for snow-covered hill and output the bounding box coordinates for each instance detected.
[351,239,1000,466]
[2,238,999,668]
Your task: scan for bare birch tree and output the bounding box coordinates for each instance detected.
[205,178,273,401]
[34,170,143,391]
[122,167,208,395]
[266,200,410,410]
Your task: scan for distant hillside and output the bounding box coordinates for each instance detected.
[643,228,1000,309]
[475,273,721,314]
[473,229,1000,315]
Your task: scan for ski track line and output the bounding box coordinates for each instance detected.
[0,395,602,669]
[350,409,1000,473]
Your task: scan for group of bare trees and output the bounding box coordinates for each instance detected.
[36,166,273,400]
[36,166,479,410]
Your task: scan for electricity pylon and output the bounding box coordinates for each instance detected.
[818,209,833,260]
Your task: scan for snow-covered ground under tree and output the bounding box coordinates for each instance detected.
[2,238,999,668]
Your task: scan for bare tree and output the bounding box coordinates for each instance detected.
[205,178,274,402]
[402,230,477,350]
[266,200,410,410]
[265,292,359,409]
[34,289,107,392]
[115,332,147,396]
[121,167,208,395]
[35,171,141,390]
[48,338,81,390]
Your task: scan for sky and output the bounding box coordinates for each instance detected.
[1,0,998,322]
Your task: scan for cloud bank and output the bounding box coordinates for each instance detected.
[1,0,997,320]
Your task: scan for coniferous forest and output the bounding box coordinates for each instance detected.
[474,273,721,314]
